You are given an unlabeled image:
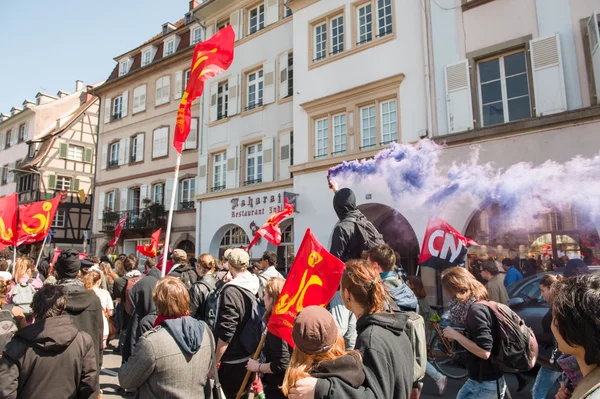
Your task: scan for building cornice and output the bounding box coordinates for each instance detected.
[196,179,293,201]
[289,148,383,176]
[95,162,198,187]
[287,0,320,13]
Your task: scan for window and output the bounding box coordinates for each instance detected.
[152,127,169,158]
[217,19,230,31]
[313,13,345,62]
[248,4,265,35]
[18,175,32,192]
[314,22,327,61]
[315,118,329,158]
[52,210,66,228]
[219,227,249,255]
[131,135,138,163]
[191,26,203,45]
[478,50,531,127]
[129,187,141,211]
[213,152,227,191]
[357,4,373,45]
[152,183,164,204]
[288,52,294,97]
[283,0,293,18]
[164,39,176,57]
[246,70,264,110]
[106,190,116,211]
[5,130,11,148]
[142,49,153,67]
[245,143,263,185]
[360,105,377,148]
[331,15,344,55]
[155,76,170,106]
[217,82,229,119]
[380,99,398,144]
[356,0,393,45]
[18,124,26,142]
[55,176,72,191]
[1,166,7,185]
[332,114,347,155]
[184,69,191,91]
[376,0,393,37]
[119,59,131,76]
[109,142,120,168]
[67,145,84,162]
[180,178,196,209]
[113,96,123,120]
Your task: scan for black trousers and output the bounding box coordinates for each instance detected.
[219,362,253,399]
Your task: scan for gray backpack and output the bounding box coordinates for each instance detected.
[12,280,36,317]
[403,311,427,383]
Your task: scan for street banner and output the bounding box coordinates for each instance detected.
[17,195,62,245]
[247,199,294,250]
[418,216,478,269]
[107,214,128,247]
[268,229,344,347]
[0,193,17,247]
[136,228,161,258]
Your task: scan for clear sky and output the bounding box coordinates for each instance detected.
[0,0,189,114]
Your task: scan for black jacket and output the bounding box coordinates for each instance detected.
[0,315,97,399]
[315,311,413,399]
[330,188,370,262]
[261,331,291,394]
[214,285,256,362]
[169,264,198,289]
[189,273,218,320]
[465,303,502,381]
[312,352,365,393]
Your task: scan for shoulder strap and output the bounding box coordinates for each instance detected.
[207,323,222,399]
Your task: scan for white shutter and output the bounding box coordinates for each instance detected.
[7,162,15,183]
[135,133,144,162]
[588,12,600,104]
[209,81,219,123]
[197,154,208,195]
[119,188,128,212]
[262,136,275,183]
[155,78,162,106]
[184,118,198,150]
[97,192,106,220]
[228,74,240,116]
[279,131,291,180]
[10,131,17,147]
[101,144,108,170]
[124,137,131,164]
[279,51,289,100]
[104,97,112,123]
[0,133,5,151]
[263,60,276,105]
[165,179,178,211]
[265,0,279,26]
[174,71,183,100]
[140,184,150,203]
[226,146,238,189]
[230,10,242,41]
[530,34,567,116]
[121,90,129,117]
[133,85,146,113]
[118,139,126,165]
[444,60,474,133]
[163,76,171,104]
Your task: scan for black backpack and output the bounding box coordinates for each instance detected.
[202,276,227,331]
[348,215,385,251]
[234,286,266,355]
[179,269,197,290]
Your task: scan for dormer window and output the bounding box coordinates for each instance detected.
[141,46,157,67]
[164,38,176,57]
[191,25,203,45]
[119,58,133,76]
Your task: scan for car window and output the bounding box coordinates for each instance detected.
[517,277,543,301]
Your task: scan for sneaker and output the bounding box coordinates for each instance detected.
[436,376,447,396]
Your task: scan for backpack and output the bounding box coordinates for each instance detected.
[179,269,197,290]
[203,275,227,331]
[0,305,18,354]
[478,301,539,373]
[12,280,36,317]
[347,215,385,252]
[234,286,266,355]
[123,276,143,315]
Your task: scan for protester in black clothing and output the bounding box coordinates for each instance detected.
[189,253,219,320]
[290,259,413,399]
[441,267,506,399]
[168,249,198,289]
[246,277,289,399]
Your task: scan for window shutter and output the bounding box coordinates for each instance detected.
[104,97,112,123]
[140,184,150,203]
[444,60,474,134]
[174,71,183,100]
[230,10,242,41]
[185,118,198,150]
[59,143,68,159]
[197,155,208,195]
[121,90,129,117]
[265,0,279,26]
[97,192,105,220]
[118,138,126,165]
[140,85,147,112]
[7,163,15,183]
[263,60,276,105]
[119,188,128,212]
[588,12,600,104]
[72,178,80,192]
[228,74,240,116]
[226,146,238,189]
[262,136,275,183]
[125,137,131,163]
[0,133,5,150]
[84,148,93,164]
[101,144,108,170]
[279,51,289,100]
[163,76,171,104]
[136,133,145,162]
[165,179,178,211]
[155,79,162,106]
[530,34,567,116]
[48,174,56,190]
[11,131,17,147]
[210,81,219,123]
[279,131,291,180]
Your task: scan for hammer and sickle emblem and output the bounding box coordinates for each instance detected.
[0,218,13,242]
[22,202,53,235]
[308,251,323,267]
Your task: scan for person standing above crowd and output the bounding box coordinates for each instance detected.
[502,258,523,287]
[479,261,509,305]
[189,253,219,321]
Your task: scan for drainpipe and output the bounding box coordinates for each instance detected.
[421,0,436,137]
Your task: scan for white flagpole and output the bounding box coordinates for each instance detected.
[36,235,48,269]
[161,154,181,277]
[12,246,16,269]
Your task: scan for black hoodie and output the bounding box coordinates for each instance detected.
[330,188,371,262]
[0,315,97,399]
[315,311,413,399]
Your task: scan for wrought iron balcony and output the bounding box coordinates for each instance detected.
[243,178,262,186]
[180,201,195,210]
[108,160,119,169]
[101,206,166,233]
[211,185,226,192]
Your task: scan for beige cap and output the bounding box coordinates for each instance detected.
[227,248,250,269]
[173,249,187,263]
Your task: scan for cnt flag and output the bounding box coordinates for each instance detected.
[136,228,162,258]
[0,193,17,248]
[418,216,478,269]
[108,214,128,247]
[247,199,294,250]
[173,25,235,153]
[17,195,62,246]
[267,229,344,347]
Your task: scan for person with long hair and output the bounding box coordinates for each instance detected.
[440,267,506,398]
[7,257,43,318]
[83,270,114,349]
[246,277,289,399]
[290,259,413,399]
[189,253,219,320]
[282,305,365,397]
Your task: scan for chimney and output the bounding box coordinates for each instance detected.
[189,0,199,11]
[57,90,70,98]
[75,80,84,91]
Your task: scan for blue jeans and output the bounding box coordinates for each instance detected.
[532,367,562,399]
[457,378,506,399]
[426,361,444,383]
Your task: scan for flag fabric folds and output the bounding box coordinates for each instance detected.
[173,25,235,153]
[247,199,294,250]
[108,214,128,247]
[136,228,161,258]
[418,216,478,269]
[267,229,344,347]
[0,193,17,247]
[17,195,62,246]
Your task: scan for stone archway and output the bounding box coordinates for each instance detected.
[209,224,250,260]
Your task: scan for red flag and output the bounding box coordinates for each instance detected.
[418,216,478,269]
[267,229,344,347]
[51,250,87,266]
[17,195,62,245]
[0,193,17,247]
[136,228,161,258]
[107,214,128,247]
[247,199,294,250]
[173,25,235,153]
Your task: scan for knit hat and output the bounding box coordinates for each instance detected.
[55,248,82,279]
[227,248,250,269]
[292,306,338,355]
[564,258,590,278]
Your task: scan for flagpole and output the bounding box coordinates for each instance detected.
[162,154,181,277]
[12,246,16,269]
[35,235,49,269]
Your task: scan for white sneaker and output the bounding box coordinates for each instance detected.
[436,376,447,396]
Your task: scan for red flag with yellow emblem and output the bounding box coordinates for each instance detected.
[267,229,344,347]
[0,193,18,247]
[17,194,62,245]
[173,25,235,153]
[136,228,161,258]
[247,199,294,250]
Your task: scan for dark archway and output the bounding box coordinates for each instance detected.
[177,240,196,257]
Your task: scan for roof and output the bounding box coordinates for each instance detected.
[145,18,186,44]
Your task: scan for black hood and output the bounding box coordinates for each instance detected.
[311,352,365,389]
[356,311,408,337]
[16,315,79,352]
[333,188,359,220]
[60,285,100,314]
[162,316,206,355]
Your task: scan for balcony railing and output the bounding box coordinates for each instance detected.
[180,201,195,210]
[244,178,262,186]
[108,160,119,169]
[101,206,167,232]
[245,101,263,111]
[211,185,226,192]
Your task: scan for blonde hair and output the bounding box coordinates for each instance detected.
[153,276,190,317]
[83,270,101,290]
[263,277,285,322]
[441,267,488,302]
[13,257,33,282]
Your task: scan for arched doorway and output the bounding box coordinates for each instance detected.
[357,203,420,274]
[217,226,249,260]
[177,240,195,257]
